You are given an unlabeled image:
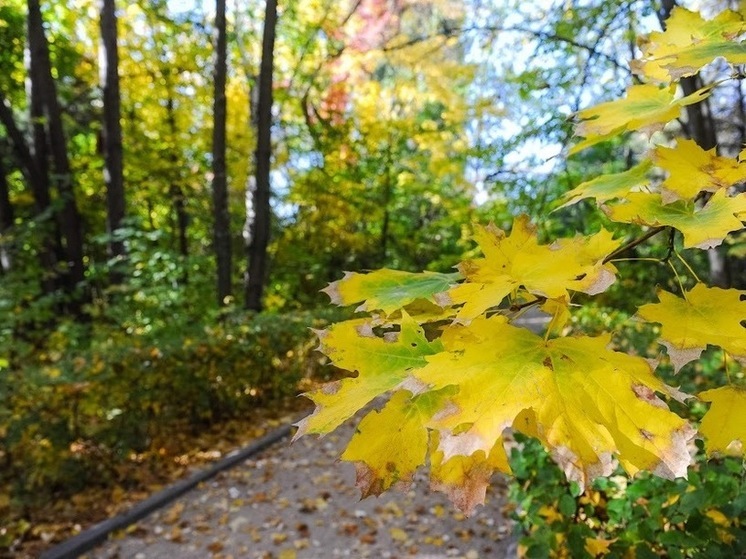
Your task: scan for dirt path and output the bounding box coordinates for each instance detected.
[89,419,516,559]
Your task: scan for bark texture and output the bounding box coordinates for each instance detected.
[212,0,232,305]
[244,0,278,311]
[28,0,88,303]
[100,0,127,274]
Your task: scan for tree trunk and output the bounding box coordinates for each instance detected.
[0,94,48,211]
[244,0,277,311]
[27,0,88,308]
[165,93,190,283]
[100,0,127,280]
[0,93,59,295]
[0,155,14,273]
[24,6,64,294]
[212,0,232,306]
[26,19,50,210]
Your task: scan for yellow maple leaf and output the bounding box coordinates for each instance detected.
[604,190,746,249]
[541,297,572,336]
[294,313,442,438]
[538,504,564,525]
[585,537,617,557]
[415,316,693,489]
[653,139,746,202]
[443,215,619,322]
[570,84,712,154]
[429,431,510,515]
[340,389,443,497]
[637,285,746,371]
[632,7,746,81]
[705,508,731,527]
[698,386,746,457]
[558,159,652,208]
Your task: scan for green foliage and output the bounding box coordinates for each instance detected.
[0,308,342,502]
[508,435,746,558]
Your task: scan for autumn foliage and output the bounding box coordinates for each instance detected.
[297,5,746,519]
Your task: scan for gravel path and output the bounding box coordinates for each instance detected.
[88,419,517,559]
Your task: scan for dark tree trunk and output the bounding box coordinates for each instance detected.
[165,93,189,283]
[0,95,47,209]
[244,0,277,311]
[28,0,88,308]
[24,5,65,290]
[212,0,232,306]
[171,183,189,259]
[658,0,730,287]
[100,0,127,280]
[26,21,50,210]
[0,93,59,295]
[0,155,14,273]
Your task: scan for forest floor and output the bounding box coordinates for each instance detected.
[86,412,517,559]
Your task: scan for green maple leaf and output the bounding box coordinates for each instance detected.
[570,84,712,154]
[604,190,746,249]
[559,159,652,208]
[294,312,442,438]
[323,269,461,315]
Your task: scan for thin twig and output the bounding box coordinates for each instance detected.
[509,297,546,312]
[603,226,667,264]
[662,228,676,262]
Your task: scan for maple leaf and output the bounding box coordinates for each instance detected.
[637,285,746,371]
[632,7,746,81]
[541,297,572,335]
[293,313,442,439]
[340,389,445,497]
[414,316,693,490]
[558,159,652,208]
[604,190,746,249]
[442,215,619,322]
[653,139,746,202]
[698,386,746,457]
[570,84,712,154]
[322,269,460,315]
[429,431,510,516]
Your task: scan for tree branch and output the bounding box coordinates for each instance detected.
[604,226,667,264]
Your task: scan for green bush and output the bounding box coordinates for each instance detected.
[0,309,343,501]
[508,436,746,558]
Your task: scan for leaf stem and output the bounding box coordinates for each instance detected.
[608,257,664,264]
[723,350,732,384]
[667,260,687,300]
[603,226,667,264]
[509,297,547,313]
[662,228,676,262]
[675,249,702,284]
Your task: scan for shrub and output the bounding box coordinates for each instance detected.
[0,309,343,501]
